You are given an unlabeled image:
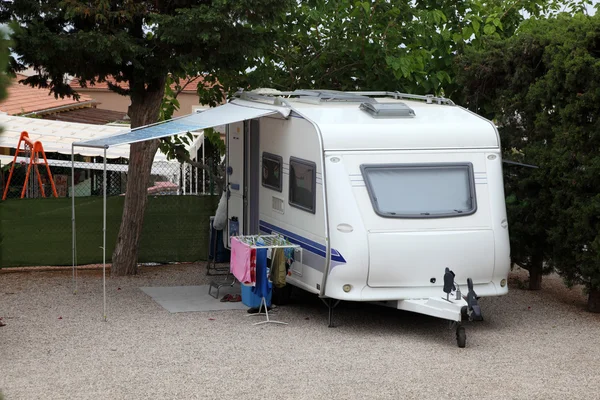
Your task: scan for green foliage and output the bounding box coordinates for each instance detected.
[1,0,293,121]
[204,128,226,156]
[0,28,10,104]
[159,74,226,164]
[158,132,194,162]
[244,0,591,99]
[160,75,182,122]
[455,13,600,294]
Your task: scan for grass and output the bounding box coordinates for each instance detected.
[0,195,219,267]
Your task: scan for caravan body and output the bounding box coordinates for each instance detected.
[224,90,510,327]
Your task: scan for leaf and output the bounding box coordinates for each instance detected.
[462,26,474,41]
[361,1,370,14]
[484,24,496,35]
[472,19,481,35]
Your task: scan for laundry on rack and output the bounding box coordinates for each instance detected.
[230,237,253,283]
[230,234,299,291]
[249,247,256,285]
[252,247,271,298]
[271,248,287,288]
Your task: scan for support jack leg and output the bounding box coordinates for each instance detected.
[321,298,341,328]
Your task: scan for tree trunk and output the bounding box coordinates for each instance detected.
[528,252,543,290]
[111,78,166,276]
[588,288,600,313]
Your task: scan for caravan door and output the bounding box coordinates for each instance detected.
[225,119,261,247]
[226,122,245,247]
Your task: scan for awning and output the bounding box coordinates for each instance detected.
[75,101,291,148]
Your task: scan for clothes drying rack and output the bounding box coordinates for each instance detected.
[235,234,301,326]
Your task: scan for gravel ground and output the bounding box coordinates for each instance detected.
[1,264,599,400]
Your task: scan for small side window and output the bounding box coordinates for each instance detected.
[262,152,283,192]
[289,157,316,214]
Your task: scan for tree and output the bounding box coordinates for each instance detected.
[456,13,600,310]
[455,29,557,290]
[0,0,292,275]
[245,0,590,99]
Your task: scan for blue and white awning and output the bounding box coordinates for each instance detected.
[75,101,290,149]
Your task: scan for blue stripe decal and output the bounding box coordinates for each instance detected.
[259,220,346,263]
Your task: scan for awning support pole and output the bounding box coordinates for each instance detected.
[71,144,77,294]
[103,147,107,321]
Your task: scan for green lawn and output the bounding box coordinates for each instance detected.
[0,195,219,267]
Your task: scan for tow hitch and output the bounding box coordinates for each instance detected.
[443,268,483,348]
[397,268,485,348]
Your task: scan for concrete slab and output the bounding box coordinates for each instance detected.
[140,284,247,313]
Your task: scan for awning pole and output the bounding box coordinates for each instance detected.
[202,138,205,194]
[103,147,107,321]
[71,144,77,294]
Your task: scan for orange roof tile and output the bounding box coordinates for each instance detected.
[0,75,95,115]
[71,75,202,93]
[42,107,129,125]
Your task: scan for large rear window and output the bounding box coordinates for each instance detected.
[360,163,477,218]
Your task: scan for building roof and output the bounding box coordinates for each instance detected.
[70,75,201,93]
[0,114,156,159]
[43,107,129,125]
[0,74,95,116]
[0,113,203,164]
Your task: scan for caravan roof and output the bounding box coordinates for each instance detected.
[235,91,499,151]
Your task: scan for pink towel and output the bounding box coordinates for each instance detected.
[230,237,252,283]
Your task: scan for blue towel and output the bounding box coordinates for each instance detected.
[252,248,270,298]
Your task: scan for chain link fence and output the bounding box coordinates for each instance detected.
[0,152,221,268]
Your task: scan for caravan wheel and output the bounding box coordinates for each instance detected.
[456,326,466,348]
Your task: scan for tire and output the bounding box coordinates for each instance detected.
[456,326,466,348]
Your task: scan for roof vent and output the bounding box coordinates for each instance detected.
[359,102,415,118]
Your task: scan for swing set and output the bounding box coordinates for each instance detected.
[2,131,58,200]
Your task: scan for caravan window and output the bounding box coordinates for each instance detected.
[289,157,316,213]
[361,163,477,218]
[262,152,283,192]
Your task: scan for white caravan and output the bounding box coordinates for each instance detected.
[221,89,510,347]
[74,88,509,346]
